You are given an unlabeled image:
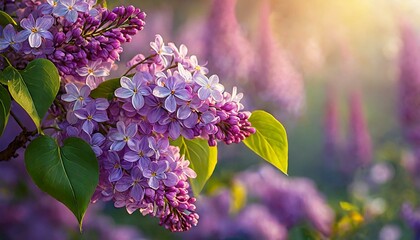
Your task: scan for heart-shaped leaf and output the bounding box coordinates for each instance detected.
[7,59,59,132]
[0,10,17,27]
[171,137,218,195]
[0,84,11,136]
[243,110,288,175]
[25,136,99,230]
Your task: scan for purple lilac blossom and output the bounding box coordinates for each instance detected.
[250,0,305,118]
[19,14,53,48]
[344,91,372,173]
[115,74,151,110]
[398,22,420,177]
[239,166,334,236]
[0,24,25,51]
[53,0,88,23]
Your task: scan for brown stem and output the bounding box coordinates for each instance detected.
[0,129,36,161]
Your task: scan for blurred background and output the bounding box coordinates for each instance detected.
[4,0,420,239]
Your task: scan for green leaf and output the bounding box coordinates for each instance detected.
[0,84,11,136]
[0,10,17,27]
[25,136,99,230]
[243,110,288,174]
[7,59,59,132]
[90,77,120,99]
[171,137,218,195]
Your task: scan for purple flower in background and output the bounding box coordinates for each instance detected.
[19,14,53,48]
[115,167,148,201]
[108,121,138,151]
[345,91,372,172]
[153,76,191,112]
[61,83,91,110]
[115,74,151,110]
[39,0,59,14]
[53,0,88,23]
[195,74,224,102]
[76,60,110,89]
[0,24,25,51]
[74,100,108,134]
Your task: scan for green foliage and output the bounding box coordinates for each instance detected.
[171,137,218,194]
[90,77,120,99]
[243,110,288,175]
[0,10,17,27]
[25,136,99,230]
[0,84,11,136]
[6,59,59,132]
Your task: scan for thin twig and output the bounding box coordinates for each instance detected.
[10,110,26,131]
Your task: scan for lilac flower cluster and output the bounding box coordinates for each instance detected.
[0,0,145,89]
[42,35,255,231]
[183,166,333,239]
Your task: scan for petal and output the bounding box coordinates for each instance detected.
[28,33,41,48]
[73,109,88,119]
[3,25,15,41]
[20,15,35,30]
[39,30,53,40]
[177,105,191,120]
[80,84,91,97]
[132,93,144,110]
[74,1,88,12]
[115,176,132,191]
[95,98,109,110]
[92,111,108,122]
[164,95,177,113]
[130,184,144,201]
[93,68,109,77]
[110,140,125,151]
[36,16,54,30]
[157,161,169,173]
[123,151,140,162]
[82,120,94,134]
[91,133,105,145]
[52,4,68,17]
[120,76,135,90]
[198,87,211,100]
[115,87,133,98]
[15,30,29,42]
[212,90,224,102]
[66,10,78,23]
[148,177,159,190]
[61,93,78,102]
[153,86,171,98]
[209,75,220,85]
[184,113,198,128]
[109,167,123,182]
[116,121,125,134]
[175,89,191,101]
[169,122,181,139]
[126,123,138,137]
[163,172,178,187]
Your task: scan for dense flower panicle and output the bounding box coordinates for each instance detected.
[344,91,372,172]
[1,1,256,232]
[401,203,420,239]
[239,166,334,236]
[44,35,255,231]
[203,0,253,83]
[0,0,146,88]
[323,88,342,167]
[250,0,305,118]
